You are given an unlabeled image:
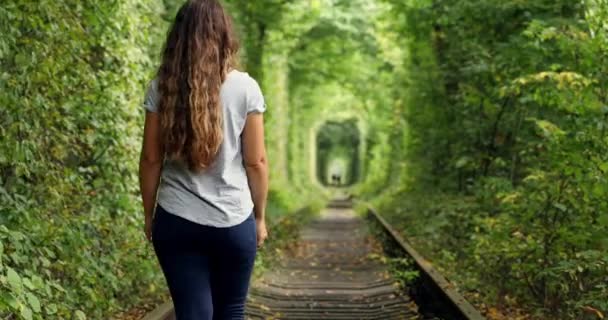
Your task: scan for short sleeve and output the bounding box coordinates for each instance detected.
[245,75,266,114]
[143,79,159,113]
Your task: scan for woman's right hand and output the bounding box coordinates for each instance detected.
[256,219,268,248]
[243,111,269,249]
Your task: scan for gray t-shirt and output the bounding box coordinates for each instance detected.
[143,69,266,227]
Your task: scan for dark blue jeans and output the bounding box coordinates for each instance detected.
[152,205,257,320]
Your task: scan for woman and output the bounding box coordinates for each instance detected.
[138,0,269,319]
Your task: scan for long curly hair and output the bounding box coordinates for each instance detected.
[157,0,239,172]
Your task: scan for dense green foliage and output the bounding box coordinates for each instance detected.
[371,0,608,318]
[0,1,167,318]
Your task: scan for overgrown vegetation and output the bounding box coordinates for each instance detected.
[365,213,420,290]
[370,0,608,318]
[0,1,167,318]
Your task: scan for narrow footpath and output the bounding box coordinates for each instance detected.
[245,206,421,319]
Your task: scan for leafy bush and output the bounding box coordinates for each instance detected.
[0,1,166,318]
[372,0,608,317]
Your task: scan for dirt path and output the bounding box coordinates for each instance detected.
[245,207,420,319]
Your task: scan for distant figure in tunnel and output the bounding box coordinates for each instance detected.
[331,173,342,186]
[138,1,269,319]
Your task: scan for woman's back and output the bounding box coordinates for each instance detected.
[139,2,268,318]
[143,69,266,227]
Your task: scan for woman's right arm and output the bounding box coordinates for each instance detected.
[242,112,269,245]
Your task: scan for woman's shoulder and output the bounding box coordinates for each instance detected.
[228,69,259,85]
[224,69,265,114]
[225,69,263,96]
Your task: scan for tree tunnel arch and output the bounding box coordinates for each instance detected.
[305,100,370,190]
[315,119,361,187]
[274,0,398,195]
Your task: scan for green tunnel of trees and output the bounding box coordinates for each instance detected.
[1,0,607,319]
[316,119,361,187]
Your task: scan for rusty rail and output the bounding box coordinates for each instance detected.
[365,206,486,320]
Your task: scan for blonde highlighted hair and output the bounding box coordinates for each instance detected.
[157,0,239,172]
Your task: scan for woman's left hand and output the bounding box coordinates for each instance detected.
[145,215,153,242]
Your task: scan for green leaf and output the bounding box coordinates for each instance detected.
[14,53,28,66]
[26,292,41,312]
[30,275,44,289]
[74,310,87,320]
[2,292,19,309]
[50,282,65,292]
[553,202,567,212]
[9,231,25,241]
[21,306,33,320]
[45,303,58,315]
[40,257,51,268]
[6,267,22,290]
[455,156,470,169]
[23,277,35,290]
[527,117,565,138]
[42,247,56,259]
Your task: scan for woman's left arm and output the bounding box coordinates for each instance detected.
[139,111,163,242]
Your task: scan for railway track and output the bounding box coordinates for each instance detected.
[143,200,485,320]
